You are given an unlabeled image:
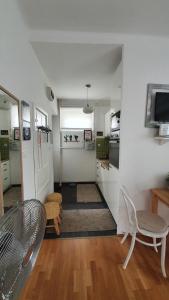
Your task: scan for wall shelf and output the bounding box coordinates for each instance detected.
[154,136,169,145]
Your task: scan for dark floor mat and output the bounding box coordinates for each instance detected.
[44,229,116,239]
[62,183,77,203]
[62,202,108,210]
[55,183,77,204]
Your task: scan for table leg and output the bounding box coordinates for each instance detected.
[152,194,158,213]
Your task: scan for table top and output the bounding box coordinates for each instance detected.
[151,188,169,206]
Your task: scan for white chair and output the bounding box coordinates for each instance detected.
[120,186,169,277]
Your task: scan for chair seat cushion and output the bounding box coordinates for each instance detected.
[137,210,168,233]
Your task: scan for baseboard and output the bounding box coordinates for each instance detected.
[54,181,96,186]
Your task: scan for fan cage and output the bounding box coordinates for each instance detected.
[0,199,46,300]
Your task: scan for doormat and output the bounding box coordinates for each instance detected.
[77,184,102,203]
[44,208,117,239]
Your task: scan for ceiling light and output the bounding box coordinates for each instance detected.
[83,84,94,114]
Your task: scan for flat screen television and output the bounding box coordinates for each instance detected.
[154,92,169,122]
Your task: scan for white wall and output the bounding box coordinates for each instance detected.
[0,0,56,201]
[2,3,169,231]
[53,102,109,183]
[118,37,169,232]
[62,149,96,182]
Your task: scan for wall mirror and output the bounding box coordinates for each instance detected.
[0,85,23,216]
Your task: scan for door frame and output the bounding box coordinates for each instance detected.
[0,84,24,216]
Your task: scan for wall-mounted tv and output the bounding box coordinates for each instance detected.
[145,84,169,128]
[155,92,169,122]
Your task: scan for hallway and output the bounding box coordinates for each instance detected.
[19,236,169,300]
[45,183,117,238]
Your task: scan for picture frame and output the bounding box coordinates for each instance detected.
[61,130,84,149]
[84,129,92,141]
[14,128,20,140]
[23,126,31,141]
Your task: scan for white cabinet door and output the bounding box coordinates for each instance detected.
[101,167,109,202]
[107,164,120,223]
[1,161,10,192]
[96,160,120,224]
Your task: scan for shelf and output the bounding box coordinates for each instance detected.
[154,136,169,144]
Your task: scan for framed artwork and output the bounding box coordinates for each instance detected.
[61,130,84,149]
[84,129,92,141]
[23,127,31,141]
[14,128,20,140]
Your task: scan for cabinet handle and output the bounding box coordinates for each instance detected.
[3,169,7,172]
[4,177,8,181]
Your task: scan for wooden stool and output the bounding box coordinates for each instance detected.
[46,193,62,211]
[44,202,61,235]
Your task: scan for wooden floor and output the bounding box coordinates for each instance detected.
[19,236,169,300]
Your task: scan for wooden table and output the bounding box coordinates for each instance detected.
[151,188,169,213]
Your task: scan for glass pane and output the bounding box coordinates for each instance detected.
[60,107,94,129]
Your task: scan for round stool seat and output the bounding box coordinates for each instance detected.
[47,193,62,204]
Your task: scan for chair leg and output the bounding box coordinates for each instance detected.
[161,236,167,278]
[121,232,128,244]
[123,233,136,269]
[153,237,158,253]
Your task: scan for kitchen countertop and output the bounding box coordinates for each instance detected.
[98,159,110,170]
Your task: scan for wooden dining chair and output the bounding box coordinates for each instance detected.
[120,186,169,277]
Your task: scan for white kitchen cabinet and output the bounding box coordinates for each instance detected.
[1,160,10,192]
[107,164,120,223]
[96,159,120,224]
[96,159,109,204]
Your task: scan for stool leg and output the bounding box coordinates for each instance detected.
[54,219,60,235]
[57,215,61,225]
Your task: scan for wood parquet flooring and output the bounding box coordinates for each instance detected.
[19,236,169,300]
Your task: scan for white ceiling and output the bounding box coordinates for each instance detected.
[18,0,169,36]
[32,43,122,100]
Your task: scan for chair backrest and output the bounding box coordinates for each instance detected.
[120,186,139,232]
